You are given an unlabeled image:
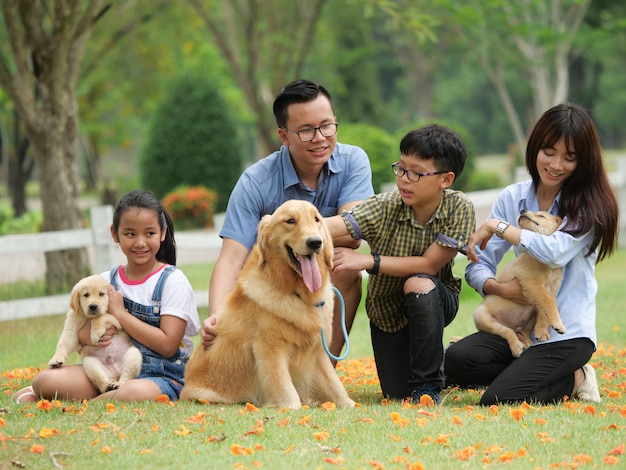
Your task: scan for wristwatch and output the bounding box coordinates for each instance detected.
[495,220,510,238]
[366,253,380,275]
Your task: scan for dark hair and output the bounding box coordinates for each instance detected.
[525,103,619,261]
[272,79,334,128]
[399,124,467,178]
[112,190,177,265]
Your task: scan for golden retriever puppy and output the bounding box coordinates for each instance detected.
[181,200,355,409]
[48,274,142,393]
[473,210,566,357]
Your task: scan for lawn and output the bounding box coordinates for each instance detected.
[1,251,625,469]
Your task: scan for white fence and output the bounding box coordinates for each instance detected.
[0,206,222,321]
[2,164,625,322]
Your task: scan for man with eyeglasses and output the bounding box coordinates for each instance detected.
[325,124,475,404]
[201,79,374,363]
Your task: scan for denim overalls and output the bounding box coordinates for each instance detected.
[110,265,187,399]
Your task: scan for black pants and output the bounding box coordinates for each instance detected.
[371,275,458,399]
[444,332,594,405]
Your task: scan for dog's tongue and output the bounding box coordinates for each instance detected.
[297,254,322,293]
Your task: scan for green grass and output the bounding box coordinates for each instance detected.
[1,251,625,469]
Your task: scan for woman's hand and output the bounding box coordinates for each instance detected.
[466,219,499,263]
[483,278,529,305]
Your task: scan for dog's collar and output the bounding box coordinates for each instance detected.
[293,290,326,308]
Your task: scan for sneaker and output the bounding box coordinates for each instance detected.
[572,364,601,403]
[411,384,441,405]
[12,385,38,404]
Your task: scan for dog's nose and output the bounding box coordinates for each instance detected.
[520,209,527,215]
[88,304,99,313]
[306,237,322,251]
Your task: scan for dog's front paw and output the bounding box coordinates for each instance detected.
[551,322,567,335]
[48,357,65,368]
[90,332,104,345]
[534,328,551,342]
[106,381,120,392]
[509,341,526,358]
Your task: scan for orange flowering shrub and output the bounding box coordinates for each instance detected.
[162,186,218,230]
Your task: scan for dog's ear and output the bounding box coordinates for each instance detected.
[256,214,273,266]
[69,280,83,315]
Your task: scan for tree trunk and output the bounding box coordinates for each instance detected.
[9,111,33,217]
[27,106,90,293]
[0,0,106,293]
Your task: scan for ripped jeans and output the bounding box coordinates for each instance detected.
[371,274,458,399]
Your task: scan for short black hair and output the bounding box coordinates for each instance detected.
[399,124,467,177]
[273,80,333,128]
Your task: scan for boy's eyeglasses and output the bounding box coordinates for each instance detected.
[284,123,339,142]
[391,162,447,183]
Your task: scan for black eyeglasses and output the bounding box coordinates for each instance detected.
[391,162,447,183]
[284,123,338,142]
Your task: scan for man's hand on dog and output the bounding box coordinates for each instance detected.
[201,315,218,348]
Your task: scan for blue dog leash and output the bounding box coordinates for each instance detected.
[320,286,350,361]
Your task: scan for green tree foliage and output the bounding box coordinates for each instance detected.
[139,73,244,212]
[338,123,397,193]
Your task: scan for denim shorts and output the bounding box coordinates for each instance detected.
[138,355,186,401]
[142,375,184,401]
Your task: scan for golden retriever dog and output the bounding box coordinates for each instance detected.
[48,274,142,393]
[181,200,355,409]
[473,210,566,357]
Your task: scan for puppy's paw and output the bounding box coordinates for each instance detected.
[106,382,120,392]
[509,341,526,358]
[534,328,551,342]
[90,332,104,345]
[551,322,567,335]
[48,357,65,368]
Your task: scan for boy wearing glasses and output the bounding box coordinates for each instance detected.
[325,124,475,404]
[201,79,374,360]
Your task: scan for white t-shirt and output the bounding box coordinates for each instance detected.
[101,265,200,358]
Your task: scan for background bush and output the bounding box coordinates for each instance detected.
[162,185,218,230]
[338,123,397,193]
[139,73,244,212]
[0,202,43,235]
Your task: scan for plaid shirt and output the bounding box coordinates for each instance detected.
[341,190,476,332]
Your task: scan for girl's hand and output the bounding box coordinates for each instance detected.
[106,284,126,321]
[333,247,369,273]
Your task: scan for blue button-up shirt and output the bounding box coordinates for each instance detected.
[466,180,598,348]
[220,142,374,250]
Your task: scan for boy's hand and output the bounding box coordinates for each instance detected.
[332,247,367,273]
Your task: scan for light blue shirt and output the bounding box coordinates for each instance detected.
[220,142,374,250]
[465,180,598,348]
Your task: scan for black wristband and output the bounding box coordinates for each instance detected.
[366,253,380,275]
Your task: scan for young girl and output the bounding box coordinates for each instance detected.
[444,104,619,405]
[14,190,200,402]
